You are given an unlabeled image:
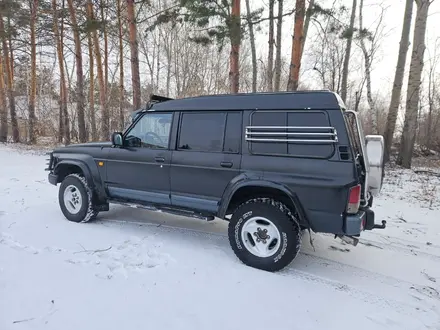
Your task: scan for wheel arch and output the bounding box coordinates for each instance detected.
[218,181,310,229]
[54,161,87,182]
[53,156,107,202]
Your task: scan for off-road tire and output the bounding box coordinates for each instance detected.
[58,174,99,223]
[228,198,302,272]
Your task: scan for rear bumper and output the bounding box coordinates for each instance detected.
[48,173,58,186]
[345,207,377,235]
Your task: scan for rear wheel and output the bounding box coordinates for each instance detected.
[228,198,302,272]
[58,174,99,223]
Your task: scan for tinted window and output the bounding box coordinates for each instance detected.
[223,112,242,153]
[248,111,334,158]
[125,112,172,149]
[178,112,226,152]
[287,112,333,157]
[249,112,287,155]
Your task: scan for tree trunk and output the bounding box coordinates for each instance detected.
[164,29,172,96]
[358,0,376,133]
[54,0,70,144]
[287,0,305,91]
[156,45,160,92]
[0,54,7,142]
[60,0,70,144]
[397,0,431,168]
[165,34,171,97]
[93,36,108,140]
[86,2,96,140]
[267,0,275,92]
[88,1,108,140]
[274,0,284,91]
[426,83,433,149]
[100,0,108,98]
[426,56,436,149]
[28,0,39,144]
[229,0,241,94]
[58,80,64,143]
[117,0,125,128]
[67,0,86,142]
[127,0,141,109]
[0,15,18,142]
[7,16,13,81]
[340,0,357,103]
[384,0,413,162]
[354,90,361,112]
[245,0,257,93]
[300,0,314,61]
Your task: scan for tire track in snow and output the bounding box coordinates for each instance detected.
[2,218,438,322]
[358,237,440,262]
[317,232,440,261]
[279,267,434,319]
[365,231,440,249]
[104,219,439,319]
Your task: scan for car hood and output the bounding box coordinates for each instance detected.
[53,141,112,153]
[67,142,112,148]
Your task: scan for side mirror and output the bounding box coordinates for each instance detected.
[111,132,123,146]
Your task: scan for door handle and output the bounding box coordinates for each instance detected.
[155,157,165,163]
[220,161,233,168]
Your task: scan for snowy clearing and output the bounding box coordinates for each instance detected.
[1,143,439,330]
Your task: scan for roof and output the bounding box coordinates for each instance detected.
[148,90,346,112]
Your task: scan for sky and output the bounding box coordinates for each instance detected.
[251,0,440,99]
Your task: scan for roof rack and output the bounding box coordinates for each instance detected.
[146,94,174,109]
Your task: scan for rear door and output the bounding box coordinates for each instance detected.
[170,111,242,214]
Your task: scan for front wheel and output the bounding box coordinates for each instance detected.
[58,173,99,223]
[228,198,302,272]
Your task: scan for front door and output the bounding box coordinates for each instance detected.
[105,111,174,206]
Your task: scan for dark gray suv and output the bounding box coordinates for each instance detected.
[46,91,386,272]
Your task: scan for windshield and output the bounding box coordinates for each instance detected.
[121,110,143,134]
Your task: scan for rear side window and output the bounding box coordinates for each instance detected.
[223,112,242,153]
[247,110,336,158]
[178,112,226,152]
[177,111,242,153]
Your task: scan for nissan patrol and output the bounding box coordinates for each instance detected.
[45,91,386,272]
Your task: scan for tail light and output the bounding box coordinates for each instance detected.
[346,184,361,214]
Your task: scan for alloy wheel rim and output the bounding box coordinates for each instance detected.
[241,216,281,258]
[63,185,82,214]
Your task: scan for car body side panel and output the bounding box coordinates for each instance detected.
[170,151,241,213]
[258,156,355,234]
[237,109,357,234]
[105,148,172,205]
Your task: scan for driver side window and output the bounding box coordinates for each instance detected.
[125,112,173,149]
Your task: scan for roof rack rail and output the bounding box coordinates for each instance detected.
[245,125,338,144]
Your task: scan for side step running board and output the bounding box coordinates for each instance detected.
[110,199,216,221]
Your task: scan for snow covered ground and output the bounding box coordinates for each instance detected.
[0,143,439,330]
